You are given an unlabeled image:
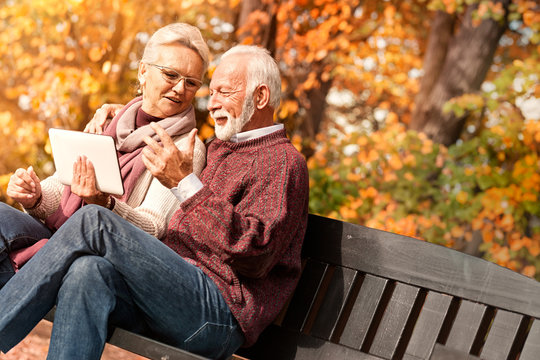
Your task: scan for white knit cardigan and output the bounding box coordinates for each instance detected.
[27,133,206,239]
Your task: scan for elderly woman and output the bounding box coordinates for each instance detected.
[0,23,208,288]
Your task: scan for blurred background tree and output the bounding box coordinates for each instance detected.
[0,0,539,277]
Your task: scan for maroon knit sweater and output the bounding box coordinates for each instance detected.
[164,129,309,346]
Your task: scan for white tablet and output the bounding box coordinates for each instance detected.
[48,128,125,196]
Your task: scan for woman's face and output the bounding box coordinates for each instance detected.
[139,43,204,118]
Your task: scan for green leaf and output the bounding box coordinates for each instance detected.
[477,175,495,190]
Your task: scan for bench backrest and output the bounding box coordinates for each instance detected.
[238,214,540,360]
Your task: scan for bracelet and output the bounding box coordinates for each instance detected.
[25,194,43,210]
[105,196,115,210]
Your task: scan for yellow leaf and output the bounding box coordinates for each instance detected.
[456,191,468,204]
[88,47,103,62]
[102,61,112,74]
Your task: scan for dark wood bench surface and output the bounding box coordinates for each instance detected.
[46,214,540,359]
[236,214,540,360]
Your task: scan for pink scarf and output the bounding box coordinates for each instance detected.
[44,96,196,231]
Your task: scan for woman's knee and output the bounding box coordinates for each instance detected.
[0,202,17,212]
[0,202,24,227]
[0,203,51,252]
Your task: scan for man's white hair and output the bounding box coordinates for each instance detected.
[221,45,281,110]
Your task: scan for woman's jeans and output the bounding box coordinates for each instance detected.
[0,205,244,360]
[0,203,53,288]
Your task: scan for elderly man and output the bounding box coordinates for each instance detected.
[0,45,309,360]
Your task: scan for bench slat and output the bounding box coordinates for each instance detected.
[445,300,487,353]
[304,215,540,318]
[45,309,207,360]
[108,328,208,360]
[311,266,357,341]
[403,291,452,360]
[44,214,540,360]
[479,309,523,360]
[282,260,328,331]
[369,282,420,359]
[519,318,540,360]
[236,324,386,360]
[429,343,481,360]
[339,274,389,350]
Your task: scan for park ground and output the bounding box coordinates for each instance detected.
[0,320,146,360]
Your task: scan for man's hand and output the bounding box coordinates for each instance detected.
[70,156,110,206]
[228,253,274,279]
[6,166,42,208]
[84,104,123,134]
[142,123,196,189]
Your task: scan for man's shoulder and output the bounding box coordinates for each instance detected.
[262,139,308,176]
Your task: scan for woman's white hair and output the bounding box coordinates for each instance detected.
[141,23,210,78]
[221,45,281,110]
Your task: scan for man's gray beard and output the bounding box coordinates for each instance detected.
[214,95,255,141]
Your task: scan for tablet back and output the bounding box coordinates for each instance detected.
[49,128,125,196]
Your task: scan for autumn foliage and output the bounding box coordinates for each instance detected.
[308,57,540,279]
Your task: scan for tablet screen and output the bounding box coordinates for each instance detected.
[48,128,125,196]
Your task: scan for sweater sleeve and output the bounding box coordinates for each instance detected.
[111,135,206,239]
[172,144,309,279]
[112,177,181,239]
[25,173,63,219]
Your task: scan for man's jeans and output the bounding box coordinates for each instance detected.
[0,203,53,288]
[0,205,244,360]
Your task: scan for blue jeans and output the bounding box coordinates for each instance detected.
[0,203,53,288]
[0,205,244,360]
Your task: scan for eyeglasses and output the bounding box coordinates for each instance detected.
[145,63,203,91]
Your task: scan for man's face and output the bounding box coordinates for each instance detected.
[139,44,203,118]
[208,55,254,141]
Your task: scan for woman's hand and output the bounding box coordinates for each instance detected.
[70,156,110,206]
[6,166,42,209]
[84,104,123,134]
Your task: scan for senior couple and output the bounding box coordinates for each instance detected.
[0,22,309,360]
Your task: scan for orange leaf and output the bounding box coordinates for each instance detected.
[388,155,402,170]
[88,47,103,62]
[522,265,536,278]
[451,225,464,238]
[482,229,494,243]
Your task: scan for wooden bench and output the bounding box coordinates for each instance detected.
[47,214,540,359]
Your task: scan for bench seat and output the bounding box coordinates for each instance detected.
[47,214,540,359]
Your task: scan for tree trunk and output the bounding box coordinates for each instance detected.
[236,0,278,55]
[410,1,510,146]
[411,11,455,131]
[300,75,332,158]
